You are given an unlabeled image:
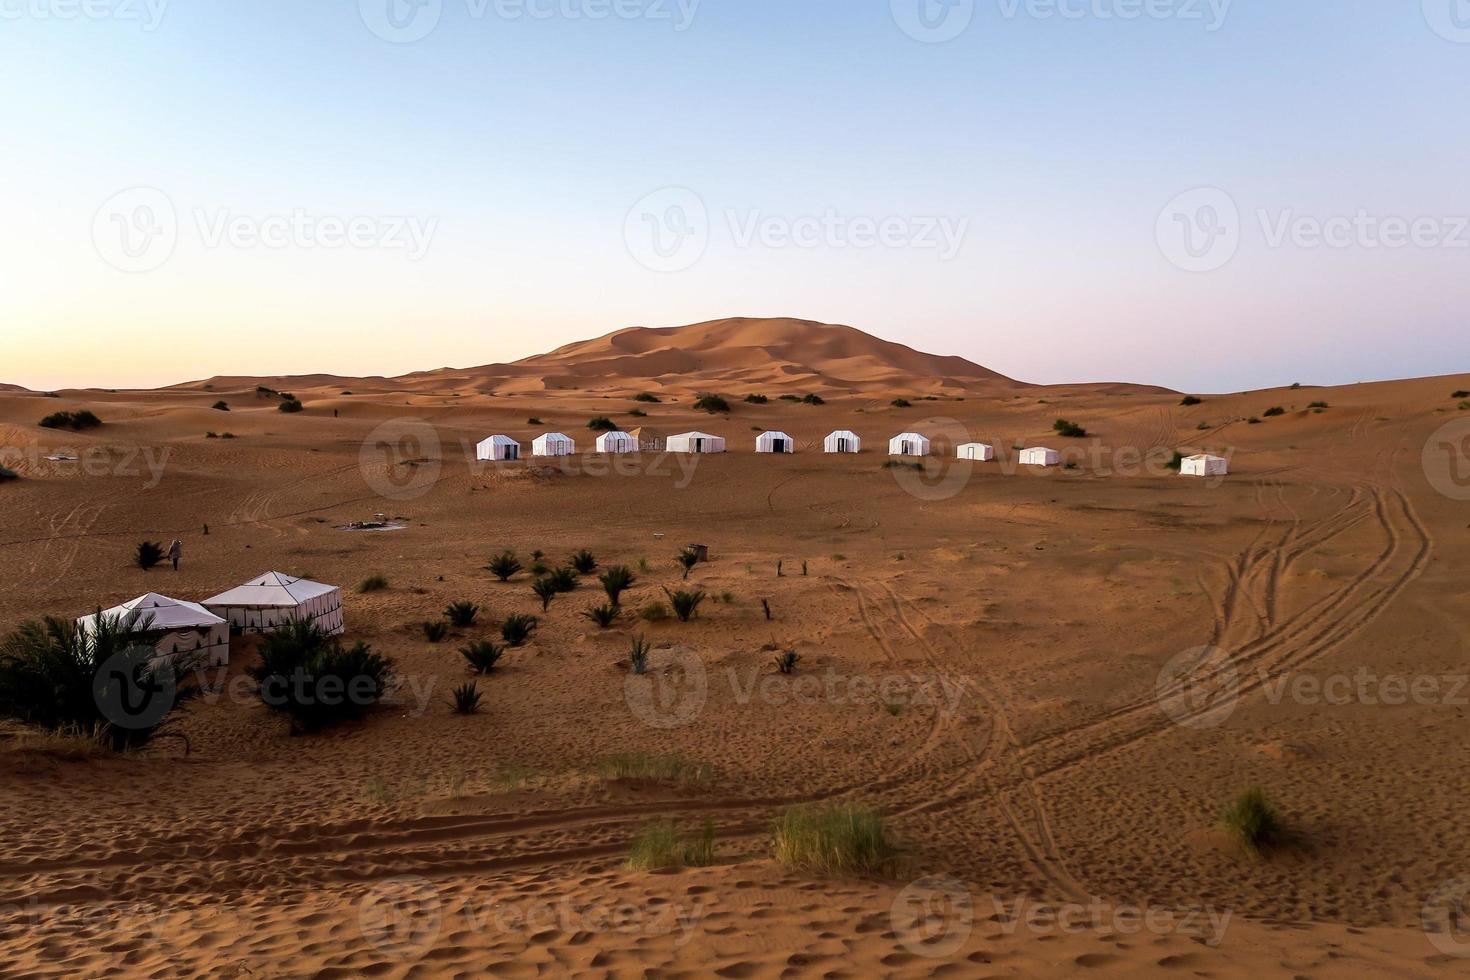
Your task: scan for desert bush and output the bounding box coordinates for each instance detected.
[1247,417,1262,425]
[487,551,523,581]
[135,541,165,571]
[250,620,394,734]
[890,398,911,408]
[0,611,201,752]
[1180,395,1203,406]
[443,601,480,627]
[675,547,700,580]
[694,393,730,414]
[801,393,825,405]
[256,385,278,397]
[357,574,390,593]
[530,561,550,577]
[629,634,650,675]
[633,392,661,403]
[599,565,637,605]
[883,460,922,471]
[1220,787,1283,856]
[585,603,620,628]
[527,417,543,425]
[39,409,102,431]
[460,640,504,675]
[547,566,578,592]
[598,753,711,785]
[774,649,800,674]
[628,408,648,418]
[501,614,538,647]
[627,819,716,871]
[639,601,669,623]
[0,465,16,482]
[570,549,598,574]
[278,397,304,414]
[771,805,893,875]
[664,588,706,622]
[212,400,230,411]
[531,578,558,611]
[421,621,448,643]
[1454,390,1470,399]
[587,417,617,432]
[744,394,768,404]
[451,682,483,715]
[1308,401,1329,409]
[1053,418,1087,438]
[1262,406,1286,417]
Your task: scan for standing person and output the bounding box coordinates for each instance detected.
[168,539,183,572]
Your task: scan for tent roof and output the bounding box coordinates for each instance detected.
[758,430,793,439]
[534,432,573,441]
[1024,446,1058,453]
[890,432,929,440]
[826,430,860,438]
[671,431,721,440]
[1186,454,1224,461]
[958,442,992,449]
[479,434,518,445]
[79,593,225,631]
[204,572,340,609]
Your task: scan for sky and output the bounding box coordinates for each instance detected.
[2,0,1466,393]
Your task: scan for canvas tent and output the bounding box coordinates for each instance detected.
[77,593,230,668]
[756,431,795,454]
[957,443,995,461]
[596,431,638,454]
[888,433,931,457]
[476,435,520,461]
[204,572,345,636]
[1181,454,1228,477]
[824,430,861,454]
[667,432,726,454]
[1019,447,1061,466]
[532,432,576,457]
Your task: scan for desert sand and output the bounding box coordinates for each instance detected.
[2,318,1468,977]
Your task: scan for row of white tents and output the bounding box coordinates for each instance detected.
[76,572,345,668]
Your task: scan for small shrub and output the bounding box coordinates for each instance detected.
[1180,395,1203,406]
[890,398,911,408]
[357,574,390,594]
[212,400,230,411]
[633,392,661,403]
[487,551,523,582]
[530,561,550,577]
[39,410,102,431]
[532,578,558,611]
[460,640,504,674]
[774,649,800,674]
[250,620,394,734]
[1197,421,1211,431]
[1167,451,1184,472]
[801,393,825,405]
[278,397,304,414]
[527,416,543,425]
[675,547,700,580]
[570,549,598,574]
[628,408,648,418]
[694,393,730,414]
[1247,417,1262,425]
[744,394,768,404]
[771,805,893,875]
[639,601,670,623]
[664,588,706,622]
[421,621,448,643]
[1262,406,1286,418]
[444,601,480,627]
[501,614,538,646]
[629,634,650,674]
[778,394,801,402]
[587,417,617,432]
[1220,787,1283,856]
[1053,418,1088,438]
[585,603,620,628]
[1453,390,1469,399]
[598,753,711,785]
[547,566,578,593]
[256,385,278,397]
[0,465,17,482]
[600,565,637,605]
[1308,401,1329,409]
[135,541,165,571]
[451,681,483,715]
[627,819,716,871]
[205,432,219,439]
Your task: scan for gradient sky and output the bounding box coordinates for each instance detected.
[2,0,1466,393]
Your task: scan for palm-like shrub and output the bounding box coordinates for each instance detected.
[135,541,165,571]
[501,614,538,647]
[774,649,800,674]
[570,550,598,574]
[451,682,483,715]
[629,634,651,675]
[675,548,700,580]
[461,640,504,674]
[547,567,578,593]
[421,621,448,643]
[487,552,523,582]
[663,588,706,623]
[585,603,619,629]
[600,565,637,605]
[0,611,200,751]
[248,620,394,734]
[532,578,558,612]
[444,601,480,627]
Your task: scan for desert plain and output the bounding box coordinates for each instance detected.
[1,318,1469,977]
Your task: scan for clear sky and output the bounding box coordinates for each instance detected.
[2,0,1466,393]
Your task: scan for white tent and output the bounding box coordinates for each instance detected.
[824,430,861,454]
[756,431,795,454]
[1019,447,1061,467]
[532,432,576,457]
[667,432,726,454]
[77,593,230,668]
[1181,454,1228,477]
[203,572,345,636]
[476,435,520,461]
[888,433,931,457]
[957,443,995,461]
[596,431,638,454]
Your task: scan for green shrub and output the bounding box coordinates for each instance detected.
[547,566,578,592]
[628,408,648,418]
[633,392,661,403]
[39,410,102,431]
[771,805,893,875]
[1308,401,1329,409]
[487,552,523,582]
[587,417,617,432]
[531,578,557,611]
[501,614,538,647]
[444,601,480,627]
[451,681,483,716]
[628,634,650,675]
[256,385,278,397]
[1247,417,1262,425]
[527,417,543,425]
[801,393,825,406]
[421,621,448,643]
[135,541,165,571]
[639,602,670,623]
[585,603,620,628]
[778,394,801,402]
[598,753,711,785]
[1453,390,1469,399]
[357,574,389,594]
[278,397,304,414]
[675,547,700,580]
[212,400,230,411]
[460,640,504,675]
[664,588,706,622]
[249,620,394,734]
[694,393,730,414]
[600,565,637,605]
[627,819,716,871]
[774,649,800,674]
[744,394,768,404]
[0,465,17,482]
[890,398,911,408]
[570,549,598,574]
[1180,395,1203,406]
[1220,787,1283,856]
[1262,406,1286,418]
[1053,418,1088,438]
